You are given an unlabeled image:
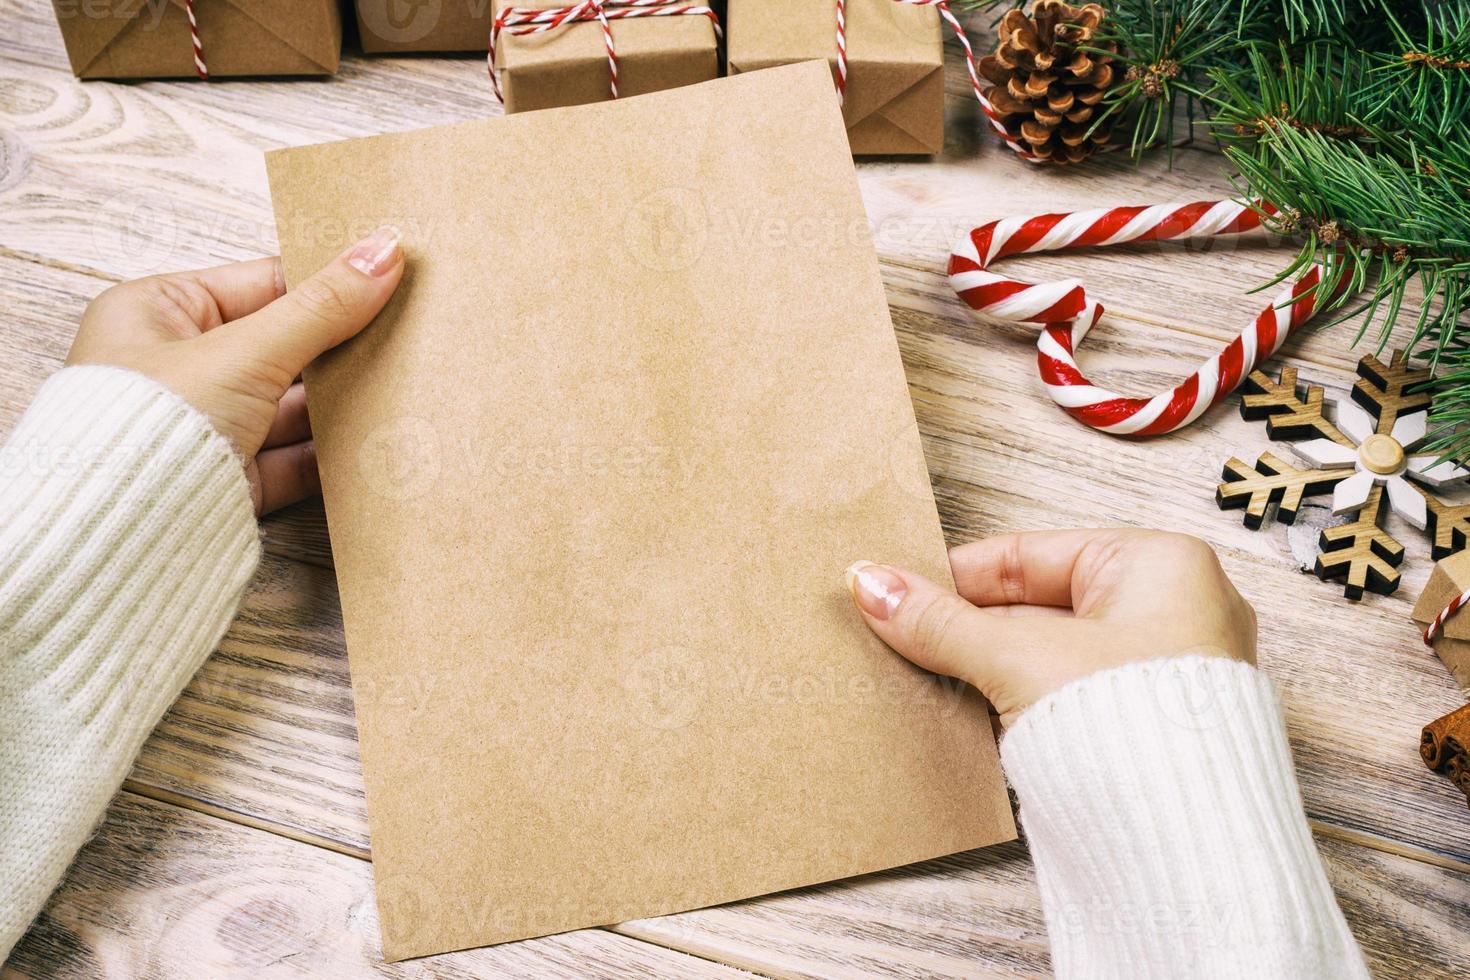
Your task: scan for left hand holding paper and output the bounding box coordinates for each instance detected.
[65,226,405,515]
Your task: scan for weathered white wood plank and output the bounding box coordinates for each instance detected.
[6,791,754,978]
[615,834,1470,980]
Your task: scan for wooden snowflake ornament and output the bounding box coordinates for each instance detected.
[1217,353,1470,599]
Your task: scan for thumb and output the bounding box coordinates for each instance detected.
[845,561,1003,688]
[219,225,404,379]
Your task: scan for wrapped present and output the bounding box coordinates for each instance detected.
[488,0,722,113]
[1413,549,1470,691]
[354,0,484,53]
[728,0,943,155]
[51,0,341,80]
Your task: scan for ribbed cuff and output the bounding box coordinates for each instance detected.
[0,365,260,956]
[1000,656,1369,980]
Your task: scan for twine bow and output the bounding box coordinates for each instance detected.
[833,0,1037,162]
[489,0,722,103]
[1425,585,1470,646]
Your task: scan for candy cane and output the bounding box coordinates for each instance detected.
[184,0,208,80]
[948,199,1338,436]
[835,0,1040,163]
[490,0,721,103]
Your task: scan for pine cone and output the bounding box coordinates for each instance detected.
[979,1,1116,165]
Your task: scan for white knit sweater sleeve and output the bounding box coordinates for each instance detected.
[0,365,260,959]
[1001,654,1371,980]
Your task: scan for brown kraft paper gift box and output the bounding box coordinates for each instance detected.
[265,61,1014,960]
[1414,550,1470,690]
[728,0,943,155]
[486,0,720,112]
[354,0,488,53]
[51,0,341,79]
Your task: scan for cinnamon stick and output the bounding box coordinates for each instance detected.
[1422,703,1470,809]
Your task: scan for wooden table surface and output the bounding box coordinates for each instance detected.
[3,3,1470,976]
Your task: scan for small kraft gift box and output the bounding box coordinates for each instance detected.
[1414,549,1470,691]
[354,0,485,53]
[727,0,943,155]
[51,0,342,80]
[487,0,722,113]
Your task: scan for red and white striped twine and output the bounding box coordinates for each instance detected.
[1425,586,1470,646]
[489,0,722,103]
[184,0,208,80]
[834,0,1039,163]
[948,200,1337,436]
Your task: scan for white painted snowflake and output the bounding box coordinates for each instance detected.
[1218,353,1470,599]
[1292,395,1468,529]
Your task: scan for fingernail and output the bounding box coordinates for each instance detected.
[845,561,906,621]
[346,225,402,277]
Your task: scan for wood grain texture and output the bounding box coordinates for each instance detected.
[615,835,1470,980]
[3,0,1470,974]
[3,792,752,979]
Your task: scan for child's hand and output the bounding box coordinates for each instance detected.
[66,227,404,516]
[846,530,1257,727]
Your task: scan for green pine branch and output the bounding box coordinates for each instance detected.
[956,0,1470,458]
[1370,0,1470,139]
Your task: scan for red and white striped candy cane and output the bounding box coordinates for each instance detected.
[948,199,1337,436]
[1425,586,1470,646]
[184,0,208,80]
[489,0,721,103]
[834,0,1039,163]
